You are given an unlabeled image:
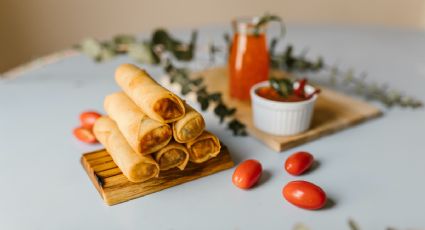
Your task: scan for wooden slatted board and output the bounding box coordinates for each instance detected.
[81,145,234,205]
[194,67,382,152]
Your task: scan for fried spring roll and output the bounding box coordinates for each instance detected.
[154,142,189,171]
[172,104,205,143]
[185,131,221,163]
[104,92,172,155]
[93,117,160,183]
[115,64,185,123]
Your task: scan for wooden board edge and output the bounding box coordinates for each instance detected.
[277,109,383,151]
[246,108,383,152]
[105,156,234,206]
[80,150,107,201]
[81,146,235,206]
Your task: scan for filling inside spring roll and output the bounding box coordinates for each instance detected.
[154,98,185,121]
[186,131,221,163]
[190,139,216,160]
[154,142,189,171]
[131,162,159,181]
[158,149,187,170]
[173,103,205,143]
[93,116,160,183]
[140,124,172,153]
[105,92,173,155]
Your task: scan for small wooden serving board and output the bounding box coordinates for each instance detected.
[195,67,382,152]
[81,145,234,205]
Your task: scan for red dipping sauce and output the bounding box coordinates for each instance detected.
[256,86,309,102]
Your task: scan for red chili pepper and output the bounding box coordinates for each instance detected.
[306,89,321,99]
[294,79,307,97]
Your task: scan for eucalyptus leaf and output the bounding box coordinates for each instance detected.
[101,41,117,51]
[191,77,203,86]
[270,78,293,97]
[114,34,136,45]
[80,38,102,59]
[181,85,191,95]
[348,219,360,230]
[128,42,155,64]
[151,29,197,61]
[197,95,209,111]
[99,48,115,61]
[254,13,286,38]
[214,103,228,123]
[208,92,222,102]
[228,119,247,136]
[223,33,232,55]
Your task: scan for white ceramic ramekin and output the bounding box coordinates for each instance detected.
[250,81,318,136]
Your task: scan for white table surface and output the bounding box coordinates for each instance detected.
[1,24,425,230]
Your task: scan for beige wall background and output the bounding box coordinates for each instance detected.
[1,0,425,73]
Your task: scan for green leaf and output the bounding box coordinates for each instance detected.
[181,85,191,95]
[228,119,247,136]
[214,103,227,123]
[80,38,102,59]
[113,34,136,45]
[99,48,115,61]
[101,41,117,51]
[348,219,360,230]
[128,42,155,64]
[191,77,203,86]
[151,29,197,61]
[269,38,279,56]
[208,92,222,102]
[269,78,293,97]
[223,33,232,54]
[254,13,286,38]
[152,29,175,50]
[214,103,236,123]
[197,95,209,111]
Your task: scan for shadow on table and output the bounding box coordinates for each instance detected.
[252,169,272,189]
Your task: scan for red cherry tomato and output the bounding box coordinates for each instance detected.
[282,180,327,210]
[73,127,97,144]
[232,159,262,189]
[80,111,101,130]
[285,151,314,176]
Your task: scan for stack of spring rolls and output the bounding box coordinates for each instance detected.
[93,64,222,183]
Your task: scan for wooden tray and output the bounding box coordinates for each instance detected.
[81,145,234,205]
[195,67,382,152]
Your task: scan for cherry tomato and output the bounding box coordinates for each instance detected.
[232,159,262,189]
[80,111,101,130]
[285,151,314,176]
[73,127,97,143]
[282,180,327,210]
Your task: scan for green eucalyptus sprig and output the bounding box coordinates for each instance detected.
[268,43,422,108]
[325,66,422,108]
[77,30,196,64]
[293,219,405,230]
[164,61,247,136]
[254,13,286,38]
[270,45,324,72]
[152,29,197,61]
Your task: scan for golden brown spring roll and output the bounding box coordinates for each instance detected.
[172,103,205,143]
[185,131,221,163]
[104,92,172,155]
[93,117,160,183]
[154,141,189,171]
[115,64,185,123]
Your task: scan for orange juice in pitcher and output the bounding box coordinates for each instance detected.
[228,17,269,101]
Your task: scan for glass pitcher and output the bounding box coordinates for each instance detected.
[228,17,269,101]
